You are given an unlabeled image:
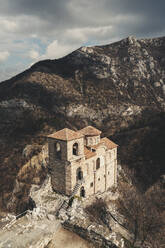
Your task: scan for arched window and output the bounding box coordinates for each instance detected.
[73,142,79,156]
[96,158,100,170]
[54,142,61,159]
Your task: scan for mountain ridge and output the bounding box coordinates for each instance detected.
[0,35,165,213]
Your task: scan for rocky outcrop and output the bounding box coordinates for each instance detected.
[55,193,127,248]
[63,221,118,248]
[0,177,120,248]
[6,145,48,214]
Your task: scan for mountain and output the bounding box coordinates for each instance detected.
[0,36,165,212]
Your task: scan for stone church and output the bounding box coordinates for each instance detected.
[47,126,118,198]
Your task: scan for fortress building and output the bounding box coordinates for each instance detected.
[47,126,118,197]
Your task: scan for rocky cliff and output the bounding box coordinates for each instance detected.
[0,36,165,212]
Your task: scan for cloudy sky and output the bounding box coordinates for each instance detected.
[0,0,165,82]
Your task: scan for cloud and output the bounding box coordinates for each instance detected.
[0,19,18,32]
[28,49,39,60]
[0,63,29,82]
[0,0,165,37]
[0,51,10,62]
[0,0,165,81]
[41,25,115,59]
[43,40,77,59]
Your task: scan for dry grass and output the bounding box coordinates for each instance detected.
[18,152,47,184]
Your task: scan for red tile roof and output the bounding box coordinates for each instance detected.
[47,126,117,152]
[90,137,118,150]
[78,126,101,136]
[48,128,84,141]
[101,137,118,149]
[84,137,117,160]
[84,146,96,159]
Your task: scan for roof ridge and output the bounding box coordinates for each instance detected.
[47,127,84,141]
[78,126,101,136]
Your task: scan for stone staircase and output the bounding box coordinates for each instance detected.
[59,200,69,211]
[57,179,84,215]
[71,179,83,197]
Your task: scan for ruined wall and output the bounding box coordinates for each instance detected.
[63,221,118,248]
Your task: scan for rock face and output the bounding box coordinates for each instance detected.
[63,221,118,248]
[0,36,165,211]
[3,145,48,214]
[1,36,165,133]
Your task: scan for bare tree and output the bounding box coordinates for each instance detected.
[117,183,164,247]
[85,198,111,230]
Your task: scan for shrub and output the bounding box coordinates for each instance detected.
[85,198,109,226]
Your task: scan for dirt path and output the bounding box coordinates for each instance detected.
[0,216,61,248]
[46,226,94,248]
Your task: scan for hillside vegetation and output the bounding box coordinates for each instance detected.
[0,36,165,213]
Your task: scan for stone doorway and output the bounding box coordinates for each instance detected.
[80,186,85,197]
[76,167,83,181]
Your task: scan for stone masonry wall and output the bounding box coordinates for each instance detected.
[48,138,66,194]
[106,148,117,189]
[83,158,95,196]
[69,145,117,197]
[51,160,66,194]
[95,146,107,194]
[86,135,100,146]
[67,137,84,161]
[65,163,72,195]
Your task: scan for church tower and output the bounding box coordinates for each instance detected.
[47,128,84,195]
